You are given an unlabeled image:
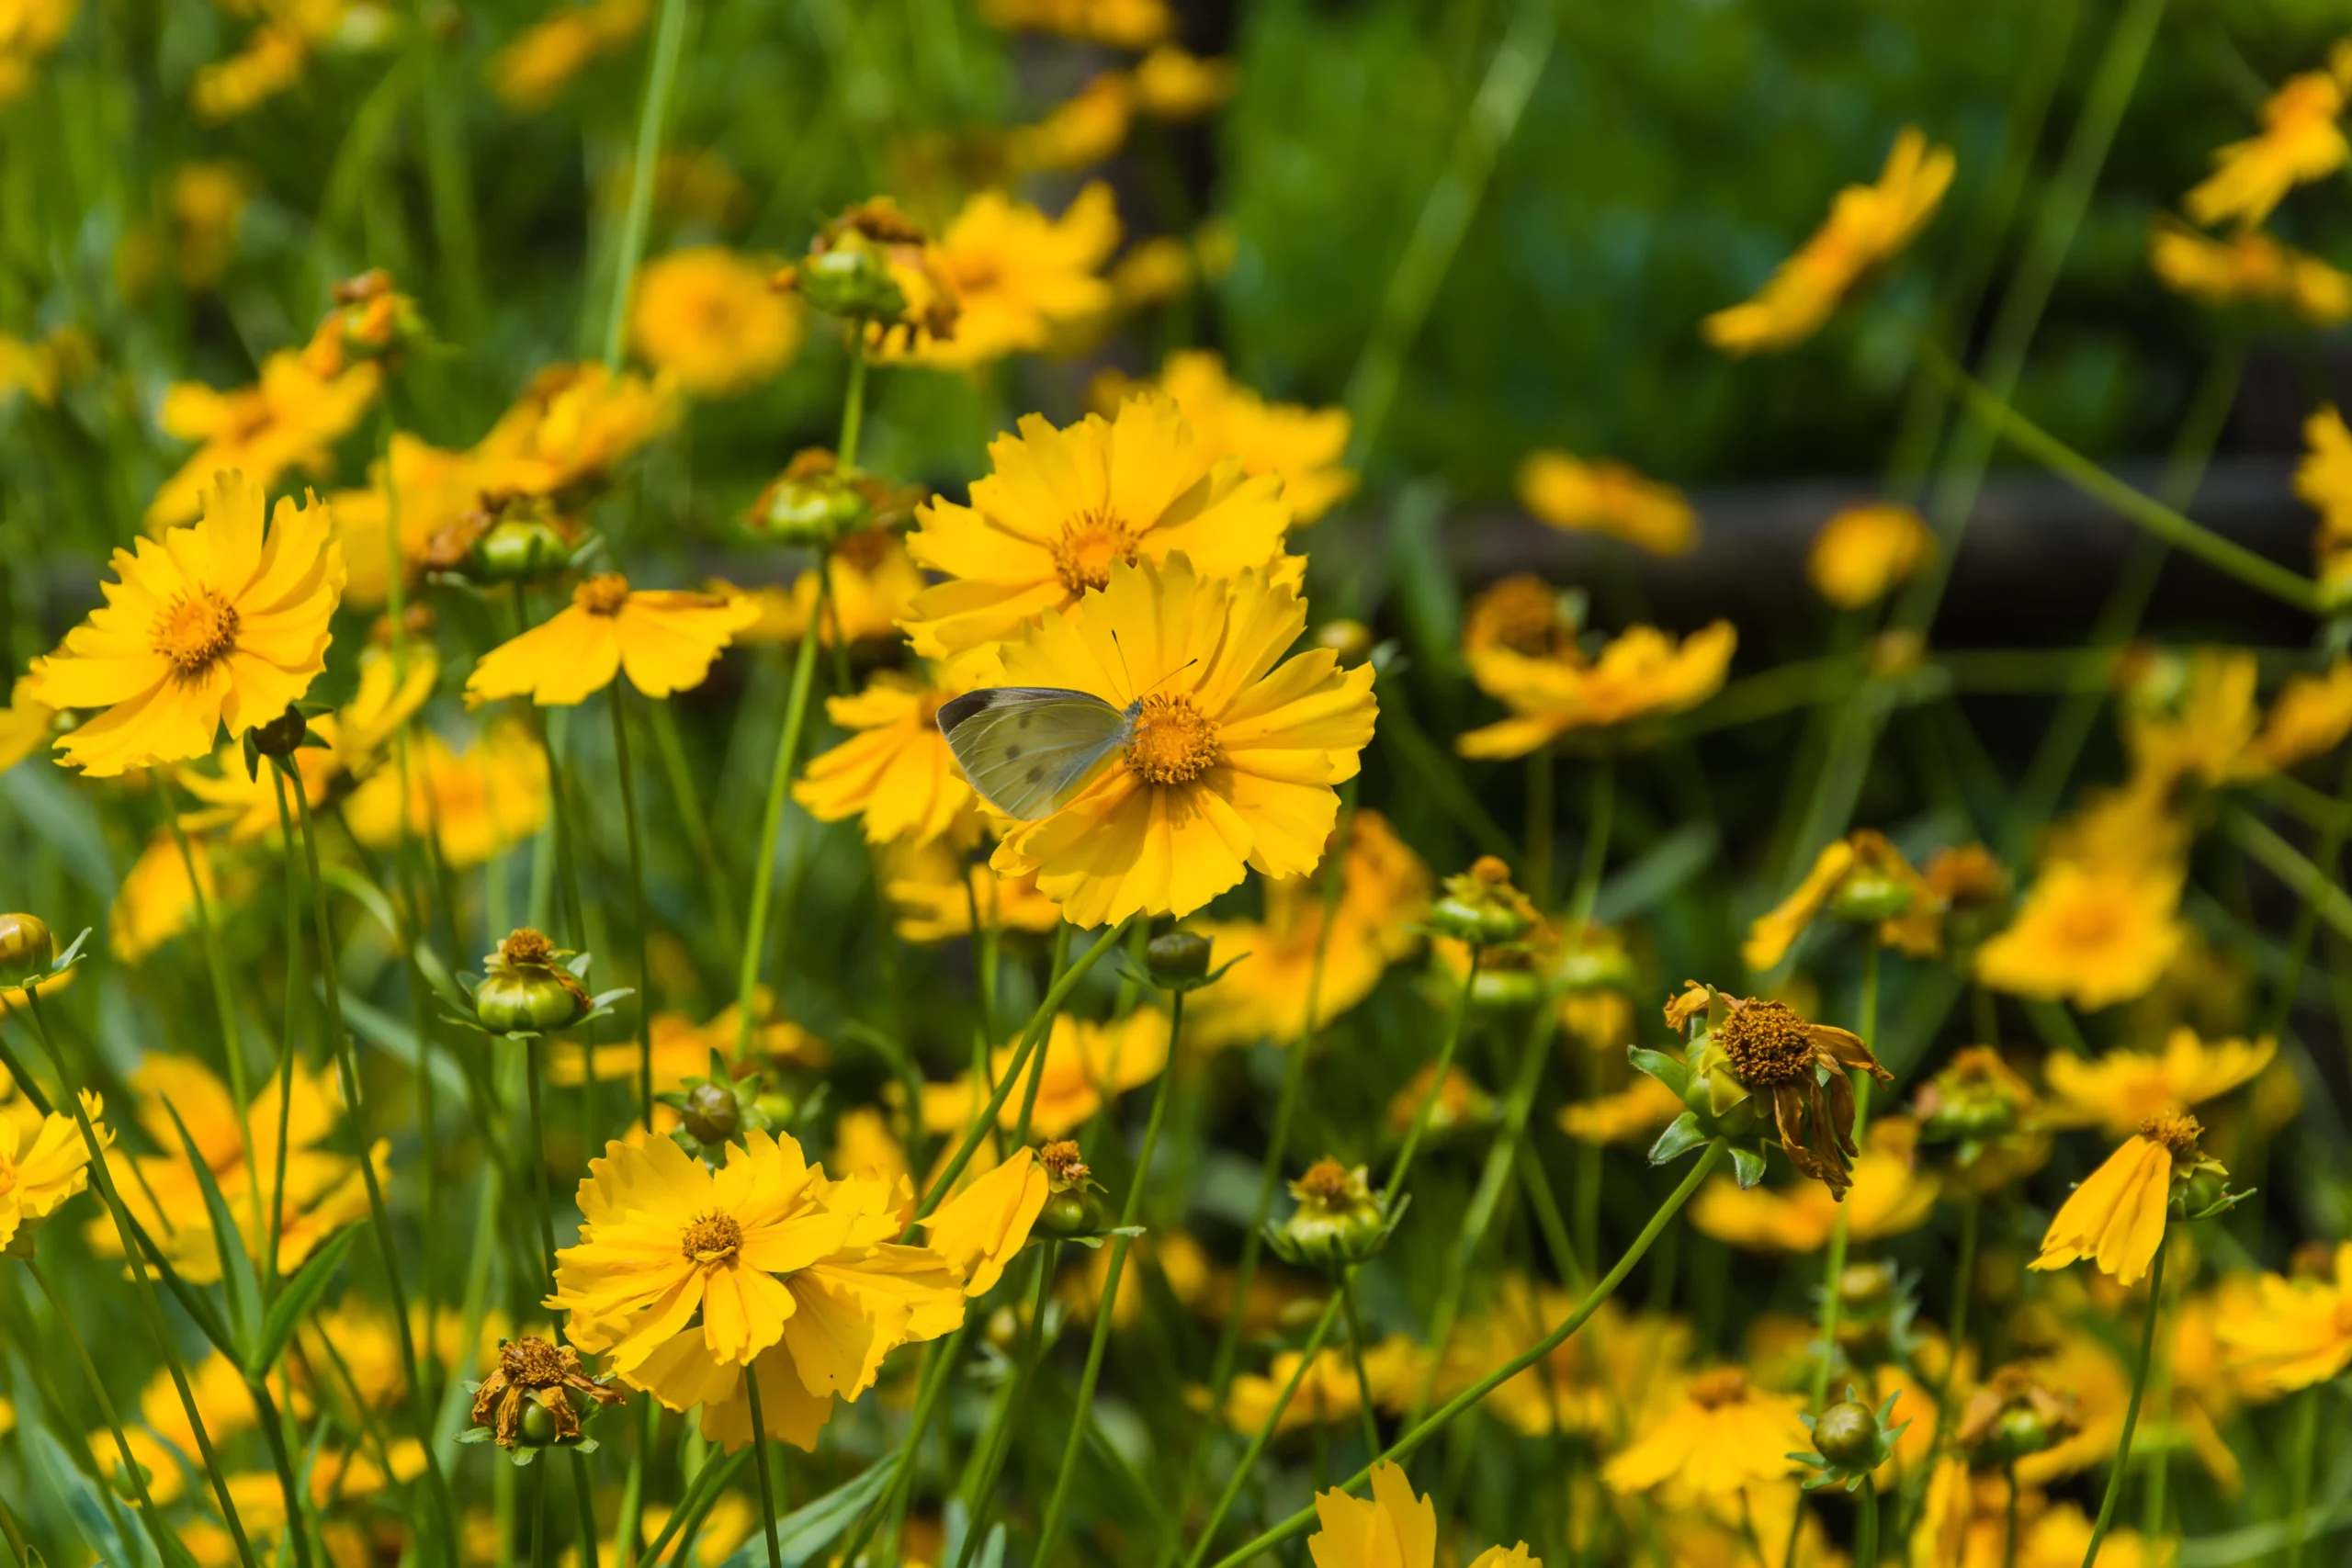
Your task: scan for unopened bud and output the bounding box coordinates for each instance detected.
[680,1082,741,1145]
[249,703,311,760]
[516,1400,560,1448]
[1146,931,1212,986]
[1276,1156,1386,1268]
[1314,620,1374,666]
[0,913,55,978]
[469,514,576,583]
[747,453,871,546]
[791,240,909,323]
[1812,1400,1883,1468]
[1430,856,1535,945]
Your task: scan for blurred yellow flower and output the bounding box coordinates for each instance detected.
[730,526,928,649]
[797,661,985,849]
[29,471,345,775]
[1557,1075,1683,1145]
[2041,1028,2274,1136]
[1221,1337,1418,1434]
[109,829,233,964]
[466,573,755,705]
[0,1092,102,1251]
[191,22,306,121]
[0,676,57,773]
[91,1349,262,1506]
[170,161,253,289]
[1306,1461,1541,1568]
[979,0,1169,48]
[1690,1118,1940,1252]
[2250,656,2352,771]
[147,355,380,532]
[1910,1461,2165,1568]
[1110,234,1198,310]
[1516,450,1696,556]
[880,839,1064,944]
[491,0,646,112]
[0,322,92,406]
[630,246,803,399]
[1097,351,1358,524]
[1742,829,1940,972]
[986,554,1377,926]
[0,0,76,102]
[876,184,1119,370]
[549,987,825,1089]
[2219,1242,2352,1394]
[1134,47,1236,120]
[2148,218,2352,323]
[1431,1281,1689,1440]
[326,434,493,608]
[1974,859,2184,1011]
[1458,604,1734,758]
[344,721,549,869]
[1807,501,1934,609]
[1702,126,1953,355]
[2030,1111,2209,1287]
[914,1010,1168,1140]
[2185,41,2352,231]
[473,361,679,499]
[1600,1367,1808,1496]
[1007,72,1133,173]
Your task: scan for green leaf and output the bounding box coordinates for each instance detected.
[253,1225,360,1373]
[160,1099,262,1368]
[1628,1046,1689,1098]
[120,1213,240,1360]
[716,1455,896,1567]
[1729,1142,1769,1190]
[1646,1111,1705,1167]
[21,1422,152,1568]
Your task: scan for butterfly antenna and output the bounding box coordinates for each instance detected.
[1112,630,1136,698]
[1113,629,1200,699]
[1143,657,1202,698]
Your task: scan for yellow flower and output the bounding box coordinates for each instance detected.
[109,829,236,964]
[1516,450,1696,556]
[875,184,1119,370]
[1690,1118,1939,1252]
[901,394,1295,656]
[1457,603,1735,758]
[2250,657,2352,771]
[472,361,679,499]
[1134,47,1237,120]
[0,676,58,773]
[2185,42,2352,231]
[985,553,1378,926]
[1742,829,1941,972]
[2219,1242,2352,1395]
[191,22,307,121]
[2041,1027,2275,1137]
[630,247,803,399]
[1182,809,1430,1050]
[91,1349,263,1506]
[491,0,647,111]
[170,161,253,290]
[979,0,1170,48]
[1681,987,1894,1198]
[28,471,345,775]
[1306,1461,1540,1568]
[796,662,985,848]
[1097,351,1358,524]
[146,354,380,532]
[1557,1075,1684,1145]
[0,323,91,406]
[344,720,549,869]
[2296,403,2352,567]
[1007,72,1133,173]
[325,434,495,609]
[548,987,825,1089]
[1600,1367,1809,1496]
[1222,1337,1419,1435]
[915,1011,1169,1140]
[467,574,756,706]
[1910,1461,2165,1568]
[0,1093,103,1250]
[2030,1111,2211,1287]
[0,0,76,102]
[1430,1280,1689,1441]
[919,1145,1048,1297]
[1974,860,2185,1011]
[2148,218,2352,323]
[1806,502,1934,609]
[1702,126,1954,355]
[729,526,929,649]
[880,838,1065,944]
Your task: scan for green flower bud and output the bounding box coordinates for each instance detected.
[1469,965,1544,1011]
[247,703,311,761]
[1146,931,1213,985]
[1314,619,1374,666]
[681,1082,742,1146]
[794,241,909,323]
[1276,1157,1387,1268]
[469,515,576,584]
[1035,1189,1102,1237]
[0,913,54,980]
[1429,857,1536,945]
[747,467,871,547]
[1827,873,1914,923]
[516,1399,560,1449]
[475,969,589,1032]
[1811,1401,1883,1468]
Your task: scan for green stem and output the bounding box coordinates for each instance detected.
[602,0,693,369]
[1200,1141,1725,1568]
[1856,1472,1879,1568]
[2286,1382,2320,1568]
[266,762,303,1298]
[2264,747,2352,1046]
[830,1331,963,1568]
[616,1398,655,1568]
[951,1240,1062,1568]
[1525,746,1554,908]
[639,1450,750,1566]
[609,682,656,1127]
[1338,1270,1385,1461]
[1386,946,1480,1207]
[24,1257,183,1564]
[2078,1229,2169,1568]
[736,570,829,1056]
[647,700,739,964]
[838,341,869,471]
[573,1447,604,1568]
[1566,756,1614,929]
[526,1036,559,1271]
[1809,944,1879,1414]
[1182,1292,1347,1568]
[744,1361,786,1568]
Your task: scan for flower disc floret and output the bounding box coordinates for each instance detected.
[1715,999,1815,1088]
[1125,694,1220,784]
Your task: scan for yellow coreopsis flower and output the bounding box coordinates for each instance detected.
[984,553,1378,926]
[1096,351,1357,524]
[472,361,679,499]
[170,161,253,290]
[147,355,380,532]
[2218,1243,2352,1395]
[550,987,825,1090]
[1007,72,1134,173]
[1516,450,1696,556]
[1974,859,2185,1011]
[109,829,235,964]
[190,20,308,121]
[490,0,647,111]
[875,184,1119,370]
[1702,125,1954,355]
[0,676,57,773]
[630,246,803,399]
[1807,502,1935,609]
[919,1145,1049,1297]
[1306,1462,1539,1568]
[2148,218,2352,324]
[1134,45,1237,119]
[1690,1118,1939,1252]
[467,574,756,705]
[1600,1367,1809,1496]
[91,1350,263,1506]
[2030,1111,2215,1287]
[2041,1028,2274,1137]
[325,434,497,609]
[28,470,345,775]
[2295,403,2352,571]
[1557,1075,1684,1145]
[880,838,1066,944]
[1456,593,1735,758]
[0,1092,105,1250]
[1743,829,1941,972]
[901,394,1295,657]
[2249,657,2352,771]
[1222,1338,1419,1435]
[0,0,77,102]
[729,527,929,649]
[2185,42,2352,231]
[979,0,1169,48]
[914,1010,1169,1140]
[796,661,984,849]
[1430,1282,1690,1440]
[343,721,549,868]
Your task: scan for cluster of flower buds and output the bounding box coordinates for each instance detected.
[776,197,959,352]
[425,492,586,588]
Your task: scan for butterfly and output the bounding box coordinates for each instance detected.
[936,687,1142,819]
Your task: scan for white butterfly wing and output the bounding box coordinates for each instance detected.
[938,687,1135,820]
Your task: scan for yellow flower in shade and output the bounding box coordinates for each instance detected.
[147,355,380,532]
[1097,352,1357,524]
[467,574,756,706]
[876,184,1119,370]
[880,838,1065,944]
[0,1093,104,1250]
[1690,1118,1939,1252]
[914,1011,1169,1140]
[1600,1367,1809,1496]
[2041,1028,2275,1137]
[1974,859,2186,1011]
[1183,809,1430,1050]
[27,471,345,776]
[1007,72,1133,173]
[109,830,236,964]
[984,554,1378,926]
[1306,1462,1539,1568]
[1702,126,1954,355]
[2185,43,2352,231]
[2030,1111,2215,1287]
[901,394,1295,657]
[343,721,549,869]
[1456,595,1734,758]
[2249,657,2352,771]
[0,324,90,407]
[2296,403,2352,570]
[630,247,803,399]
[472,361,679,499]
[1134,46,1237,120]
[979,0,1169,49]
[1516,450,1696,556]
[796,660,986,849]
[490,0,647,111]
[2219,1243,2352,1395]
[1430,1281,1690,1441]
[0,676,58,773]
[1221,1338,1419,1435]
[730,527,929,649]
[919,1145,1048,1297]
[1742,829,1941,973]
[1557,1075,1684,1145]
[2148,218,2352,324]
[1806,502,1934,609]
[170,161,253,290]
[0,0,76,102]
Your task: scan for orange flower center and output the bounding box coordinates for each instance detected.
[1687,1368,1749,1409]
[153,590,241,677]
[501,927,555,966]
[1295,1157,1356,1204]
[575,573,633,615]
[1050,508,1141,594]
[1716,999,1815,1087]
[2139,1110,2202,1162]
[680,1211,743,1265]
[501,1336,570,1388]
[1124,694,1219,785]
[1041,1139,1090,1184]
[2055,894,2122,951]
[1475,579,1575,659]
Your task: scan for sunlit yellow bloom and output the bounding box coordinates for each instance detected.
[1974,860,2184,1011]
[2296,404,2352,574]
[28,471,344,775]
[920,1145,1047,1297]
[2042,1028,2274,1136]
[1306,1461,1540,1568]
[325,434,493,609]
[0,0,76,102]
[1431,1280,1689,1440]
[1134,47,1236,120]
[1743,829,1940,972]
[915,1010,1168,1140]
[1516,450,1696,556]
[92,1349,264,1506]
[979,0,1169,48]
[985,554,1377,926]
[344,720,549,868]
[472,361,679,499]
[630,246,803,399]
[1097,352,1357,524]
[1183,809,1429,1050]
[0,676,57,773]
[797,660,987,848]
[2186,43,2352,231]
[2118,645,2302,791]
[876,184,1119,371]
[1220,1337,1419,1434]
[1008,72,1133,173]
[1702,126,1954,355]
[880,838,1065,944]
[491,0,646,111]
[1558,1075,1684,1145]
[1807,502,1934,609]
[2149,218,2352,323]
[730,527,929,650]
[2219,1242,2352,1394]
[902,394,1295,656]
[2031,1111,2211,1287]
[1910,1460,2164,1568]
[1458,594,1734,757]
[147,354,379,533]
[1691,1118,1939,1252]
[0,1092,103,1250]
[1600,1367,1808,1496]
[170,161,253,290]
[467,574,755,706]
